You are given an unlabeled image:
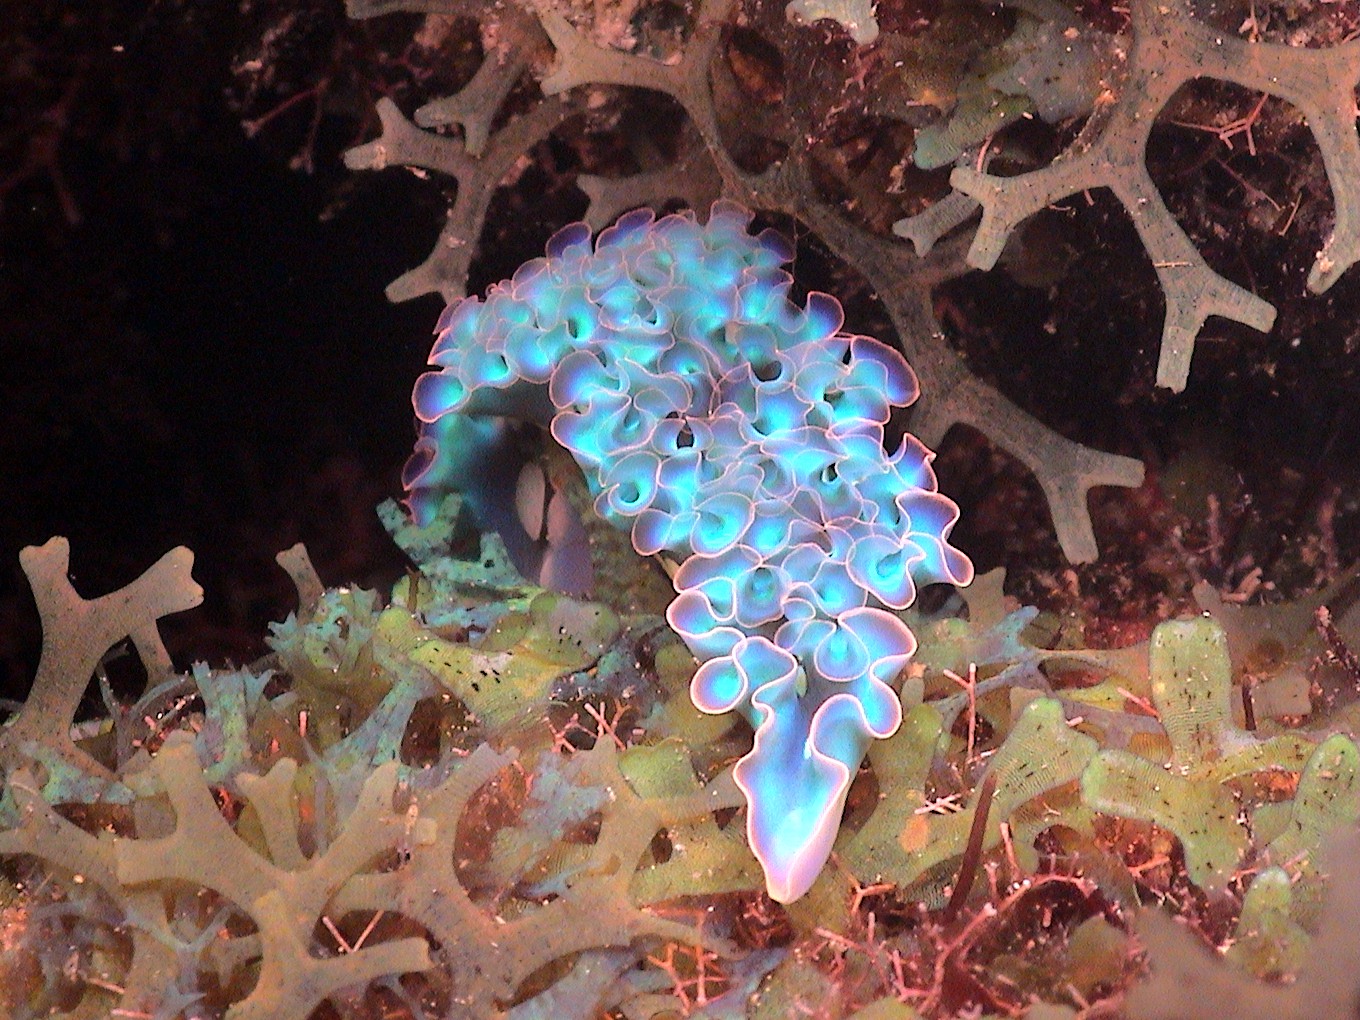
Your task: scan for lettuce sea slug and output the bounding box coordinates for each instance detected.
[405,202,973,902]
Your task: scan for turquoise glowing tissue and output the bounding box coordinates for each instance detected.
[405,202,973,902]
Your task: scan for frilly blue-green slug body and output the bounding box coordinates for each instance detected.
[405,202,973,902]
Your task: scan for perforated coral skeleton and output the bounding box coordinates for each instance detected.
[932,0,1360,391]
[406,202,972,901]
[344,0,1360,565]
[341,0,1152,564]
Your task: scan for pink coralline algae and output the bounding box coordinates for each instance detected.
[406,202,972,902]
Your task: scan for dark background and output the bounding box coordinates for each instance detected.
[0,1,447,695]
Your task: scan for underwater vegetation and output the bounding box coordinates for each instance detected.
[7,0,1360,1018]
[5,515,1360,1018]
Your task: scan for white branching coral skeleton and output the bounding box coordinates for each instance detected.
[341,0,1360,564]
